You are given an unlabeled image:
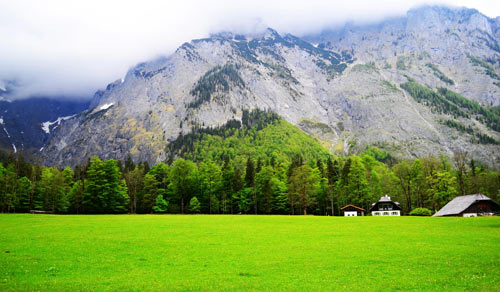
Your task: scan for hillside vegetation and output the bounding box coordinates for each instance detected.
[0,110,499,216]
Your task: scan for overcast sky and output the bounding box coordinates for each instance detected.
[0,0,499,99]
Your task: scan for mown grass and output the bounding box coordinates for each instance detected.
[1,215,499,291]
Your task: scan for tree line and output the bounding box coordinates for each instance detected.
[0,148,499,215]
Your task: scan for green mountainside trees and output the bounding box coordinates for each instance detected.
[0,109,499,215]
[401,80,500,145]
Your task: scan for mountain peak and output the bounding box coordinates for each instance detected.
[40,4,500,167]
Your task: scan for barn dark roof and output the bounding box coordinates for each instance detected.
[433,194,499,217]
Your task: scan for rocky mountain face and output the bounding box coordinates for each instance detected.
[0,97,89,157]
[41,5,500,167]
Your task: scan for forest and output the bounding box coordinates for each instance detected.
[0,110,499,215]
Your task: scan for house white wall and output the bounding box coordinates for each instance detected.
[344,211,358,217]
[463,213,477,217]
[371,210,400,216]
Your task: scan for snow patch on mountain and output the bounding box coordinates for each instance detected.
[0,116,16,152]
[100,103,114,110]
[41,115,76,134]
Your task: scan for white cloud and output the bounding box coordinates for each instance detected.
[0,0,498,99]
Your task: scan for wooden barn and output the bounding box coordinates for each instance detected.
[341,205,365,216]
[433,194,500,217]
[369,195,401,216]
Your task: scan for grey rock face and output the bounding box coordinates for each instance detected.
[43,6,500,167]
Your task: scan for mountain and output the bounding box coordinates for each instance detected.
[42,5,500,167]
[0,97,89,157]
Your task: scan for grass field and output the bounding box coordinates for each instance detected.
[1,215,499,291]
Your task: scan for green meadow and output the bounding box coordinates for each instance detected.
[1,215,499,291]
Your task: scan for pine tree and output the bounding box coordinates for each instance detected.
[84,157,128,213]
[168,158,197,214]
[245,158,255,187]
[255,165,274,213]
[16,177,32,212]
[68,180,84,214]
[221,159,235,213]
[152,195,169,213]
[199,160,222,214]
[345,156,370,210]
[142,173,160,213]
[288,165,320,215]
[326,157,340,215]
[189,196,201,214]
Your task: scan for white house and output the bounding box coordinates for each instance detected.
[341,205,365,216]
[369,195,401,216]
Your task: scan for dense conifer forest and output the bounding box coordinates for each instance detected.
[0,110,499,215]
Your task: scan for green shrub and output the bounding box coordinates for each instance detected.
[409,208,432,216]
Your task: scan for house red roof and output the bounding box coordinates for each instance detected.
[341,205,365,211]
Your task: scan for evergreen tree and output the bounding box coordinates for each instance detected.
[16,177,32,212]
[345,156,370,211]
[199,160,222,214]
[68,180,84,214]
[288,165,320,215]
[244,158,257,214]
[152,195,169,213]
[168,158,197,213]
[84,157,128,213]
[270,177,288,214]
[233,188,251,214]
[326,157,340,215]
[103,159,129,213]
[245,158,255,187]
[221,159,235,213]
[124,166,144,213]
[189,196,201,214]
[37,167,69,213]
[142,173,160,213]
[124,155,135,172]
[255,165,275,213]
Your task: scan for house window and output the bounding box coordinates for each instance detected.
[383,212,389,216]
[374,212,380,216]
[391,212,398,215]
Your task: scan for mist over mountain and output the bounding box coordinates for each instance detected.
[2,1,499,100]
[30,5,500,168]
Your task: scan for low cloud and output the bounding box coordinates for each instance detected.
[0,0,498,99]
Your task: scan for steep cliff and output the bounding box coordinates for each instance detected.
[42,6,500,167]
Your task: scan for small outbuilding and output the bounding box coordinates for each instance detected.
[369,195,401,216]
[341,205,365,216]
[433,194,500,217]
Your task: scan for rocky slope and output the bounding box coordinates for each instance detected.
[42,5,500,167]
[0,97,89,157]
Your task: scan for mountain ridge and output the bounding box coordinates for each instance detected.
[39,5,500,167]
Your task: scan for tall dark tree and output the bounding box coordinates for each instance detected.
[84,157,128,213]
[168,158,197,214]
[245,158,255,187]
[288,165,320,215]
[453,151,468,196]
[244,158,257,213]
